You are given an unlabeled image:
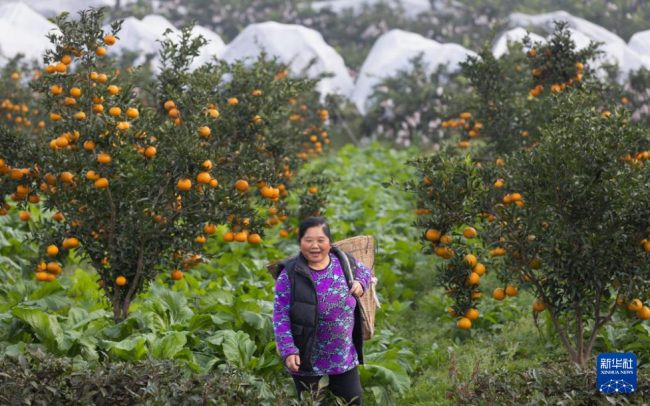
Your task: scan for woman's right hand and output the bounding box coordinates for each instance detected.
[285,354,301,372]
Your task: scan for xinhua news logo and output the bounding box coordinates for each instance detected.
[597,353,637,393]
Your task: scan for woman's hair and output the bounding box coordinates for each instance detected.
[298,217,332,242]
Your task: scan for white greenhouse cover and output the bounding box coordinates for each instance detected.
[352,29,475,115]
[222,21,354,98]
[492,27,546,58]
[0,2,58,63]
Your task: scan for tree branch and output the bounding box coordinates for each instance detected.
[106,187,116,247]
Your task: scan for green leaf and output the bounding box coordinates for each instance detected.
[362,362,411,395]
[105,336,148,361]
[221,330,255,369]
[11,307,58,352]
[152,332,187,360]
[186,314,213,333]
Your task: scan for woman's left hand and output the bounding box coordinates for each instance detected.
[350,281,364,297]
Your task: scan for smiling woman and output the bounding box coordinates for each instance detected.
[273,217,372,405]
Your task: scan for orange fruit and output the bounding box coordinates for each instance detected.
[96,46,106,56]
[36,272,49,282]
[29,194,41,204]
[69,87,82,97]
[104,35,116,45]
[177,178,192,191]
[56,137,69,148]
[116,276,127,286]
[19,211,31,221]
[474,263,486,276]
[171,270,183,280]
[59,172,73,183]
[465,308,479,321]
[228,97,239,105]
[50,113,62,121]
[97,74,108,83]
[223,232,235,242]
[533,299,547,312]
[628,299,643,312]
[47,262,61,273]
[84,141,95,150]
[164,100,175,111]
[74,112,86,120]
[209,179,218,188]
[168,108,180,119]
[466,272,480,285]
[195,235,207,244]
[45,65,56,74]
[55,62,66,73]
[205,109,220,119]
[95,178,109,189]
[198,126,211,137]
[252,90,262,96]
[109,107,121,116]
[234,232,247,242]
[505,285,518,297]
[425,229,441,242]
[197,172,211,184]
[36,262,47,272]
[204,223,217,235]
[462,227,477,238]
[440,235,452,245]
[97,153,111,164]
[493,288,505,300]
[637,306,650,320]
[47,245,59,256]
[201,160,213,170]
[575,62,584,70]
[248,234,262,244]
[126,107,139,118]
[53,212,64,221]
[643,241,650,253]
[144,146,157,158]
[457,317,472,329]
[308,186,318,194]
[10,169,24,180]
[62,237,79,249]
[279,229,289,238]
[447,307,457,317]
[235,180,249,191]
[463,254,478,268]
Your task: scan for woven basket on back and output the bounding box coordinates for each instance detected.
[267,235,380,340]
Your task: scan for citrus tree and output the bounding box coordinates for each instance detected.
[440,22,606,157]
[0,56,47,135]
[400,90,650,366]
[0,8,330,321]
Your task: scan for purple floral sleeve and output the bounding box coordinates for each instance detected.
[354,260,373,296]
[273,269,299,359]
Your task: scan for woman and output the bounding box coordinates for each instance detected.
[273,217,372,405]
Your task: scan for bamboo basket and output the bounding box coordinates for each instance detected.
[267,235,380,340]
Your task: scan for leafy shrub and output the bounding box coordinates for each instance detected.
[447,356,650,405]
[0,351,282,405]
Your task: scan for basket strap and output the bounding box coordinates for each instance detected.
[370,277,381,309]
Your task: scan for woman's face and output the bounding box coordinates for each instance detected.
[300,225,331,265]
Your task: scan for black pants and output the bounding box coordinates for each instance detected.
[292,366,363,405]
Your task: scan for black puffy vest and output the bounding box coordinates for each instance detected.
[277,246,364,373]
